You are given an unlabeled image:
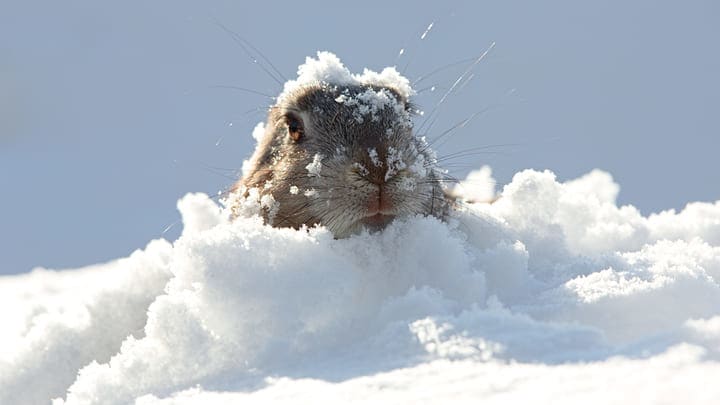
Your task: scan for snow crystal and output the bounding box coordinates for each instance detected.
[385,146,406,181]
[260,194,278,221]
[397,176,417,192]
[305,153,324,177]
[250,121,266,142]
[367,148,382,167]
[334,87,406,124]
[289,185,299,195]
[352,162,369,176]
[408,152,427,178]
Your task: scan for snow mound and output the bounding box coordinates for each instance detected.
[2,169,720,404]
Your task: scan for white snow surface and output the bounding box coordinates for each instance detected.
[1,168,720,404]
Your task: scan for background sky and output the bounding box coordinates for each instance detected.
[1,0,718,274]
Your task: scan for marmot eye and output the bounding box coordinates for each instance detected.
[286,115,304,142]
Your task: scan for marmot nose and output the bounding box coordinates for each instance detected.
[366,183,393,213]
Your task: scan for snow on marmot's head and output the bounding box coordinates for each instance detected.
[232,52,451,237]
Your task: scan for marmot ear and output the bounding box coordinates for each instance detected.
[285,113,304,142]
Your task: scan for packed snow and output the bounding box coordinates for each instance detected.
[2,52,719,404]
[277,51,414,105]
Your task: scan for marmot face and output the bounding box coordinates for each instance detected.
[238,83,449,237]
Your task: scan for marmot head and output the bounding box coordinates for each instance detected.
[235,62,450,237]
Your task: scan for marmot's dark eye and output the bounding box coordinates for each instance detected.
[286,115,304,142]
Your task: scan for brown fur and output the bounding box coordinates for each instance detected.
[232,83,451,237]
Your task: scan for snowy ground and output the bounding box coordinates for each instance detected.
[1,168,719,404]
[2,53,719,404]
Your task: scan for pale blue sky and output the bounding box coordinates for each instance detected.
[1,0,718,274]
